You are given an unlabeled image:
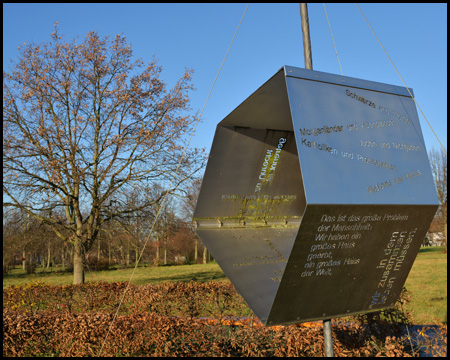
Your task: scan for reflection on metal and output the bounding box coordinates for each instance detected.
[193,66,439,326]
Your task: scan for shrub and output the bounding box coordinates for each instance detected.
[3,282,446,357]
[25,262,36,275]
[85,256,110,272]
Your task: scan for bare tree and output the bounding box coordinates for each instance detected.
[3,24,205,283]
[111,184,158,267]
[181,177,209,264]
[152,199,177,266]
[3,208,22,275]
[181,177,203,222]
[429,147,447,246]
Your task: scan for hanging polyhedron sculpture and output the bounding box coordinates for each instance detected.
[193,66,439,326]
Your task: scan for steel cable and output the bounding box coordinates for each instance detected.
[356,3,446,155]
[323,3,343,75]
[96,4,250,356]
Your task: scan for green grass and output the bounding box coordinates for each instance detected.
[3,247,447,324]
[404,247,447,324]
[3,262,227,287]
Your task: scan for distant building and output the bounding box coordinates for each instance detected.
[427,232,446,247]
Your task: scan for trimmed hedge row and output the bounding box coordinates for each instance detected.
[3,281,447,357]
[3,281,251,318]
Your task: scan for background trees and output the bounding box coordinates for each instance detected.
[428,147,447,246]
[180,177,209,264]
[2,195,206,276]
[3,25,205,283]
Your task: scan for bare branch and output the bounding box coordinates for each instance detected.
[3,28,205,283]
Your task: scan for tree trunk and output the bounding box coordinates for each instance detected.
[22,248,26,270]
[164,236,167,265]
[135,243,139,267]
[23,213,29,270]
[126,239,130,267]
[444,206,447,249]
[73,237,85,284]
[444,219,447,248]
[62,243,65,269]
[47,243,51,268]
[203,247,207,264]
[108,233,111,265]
[194,238,198,264]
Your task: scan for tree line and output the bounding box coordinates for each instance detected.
[3,178,208,275]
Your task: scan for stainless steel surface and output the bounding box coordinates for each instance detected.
[194,65,439,326]
[285,65,414,96]
[286,69,436,205]
[267,203,436,325]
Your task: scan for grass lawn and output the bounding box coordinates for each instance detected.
[404,247,447,325]
[2,262,227,287]
[3,247,447,325]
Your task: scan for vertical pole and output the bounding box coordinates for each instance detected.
[300,3,313,70]
[300,3,334,356]
[323,318,334,357]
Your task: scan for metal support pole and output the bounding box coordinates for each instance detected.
[300,3,313,70]
[300,4,333,356]
[323,319,334,357]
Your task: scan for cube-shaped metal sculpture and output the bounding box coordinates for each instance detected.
[193,66,439,326]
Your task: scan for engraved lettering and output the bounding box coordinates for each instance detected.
[346,89,376,108]
[357,154,398,171]
[299,125,344,137]
[301,138,338,154]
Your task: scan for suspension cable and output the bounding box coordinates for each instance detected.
[97,3,250,356]
[357,3,444,352]
[399,292,416,356]
[356,3,446,155]
[323,3,343,75]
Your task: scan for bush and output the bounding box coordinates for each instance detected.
[3,282,447,357]
[86,256,110,271]
[25,262,36,275]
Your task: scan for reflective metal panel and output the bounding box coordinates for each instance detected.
[194,65,439,326]
[194,127,305,221]
[286,71,438,205]
[195,226,298,323]
[194,124,306,323]
[267,204,437,325]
